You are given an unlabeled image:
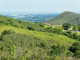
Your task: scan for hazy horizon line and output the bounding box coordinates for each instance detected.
[0,11,80,15]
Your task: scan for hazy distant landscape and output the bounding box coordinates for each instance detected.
[5,14,59,23]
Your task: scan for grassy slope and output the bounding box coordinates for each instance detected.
[0,26,77,48]
[44,11,80,25]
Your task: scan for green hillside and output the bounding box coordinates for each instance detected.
[44,11,80,25]
[0,15,45,31]
[0,26,77,60]
[0,15,80,60]
[0,26,76,47]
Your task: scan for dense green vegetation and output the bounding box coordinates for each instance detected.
[44,11,80,25]
[69,42,80,58]
[0,29,77,60]
[0,14,80,60]
[0,25,79,60]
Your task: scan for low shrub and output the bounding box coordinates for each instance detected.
[36,43,41,47]
[66,31,72,35]
[72,33,78,39]
[1,29,15,35]
[66,51,74,56]
[14,24,19,28]
[21,26,23,28]
[29,42,34,48]
[7,19,14,26]
[45,26,53,33]
[40,40,48,48]
[0,35,3,41]
[53,28,63,34]
[77,35,80,41]
[27,26,35,31]
[50,44,65,55]
[69,42,80,58]
[19,20,22,23]
[39,23,44,27]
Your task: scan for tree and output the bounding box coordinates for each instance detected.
[62,23,71,30]
[73,24,78,31]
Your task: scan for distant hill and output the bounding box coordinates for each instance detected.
[44,11,80,25]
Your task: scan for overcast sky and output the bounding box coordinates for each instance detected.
[0,0,80,14]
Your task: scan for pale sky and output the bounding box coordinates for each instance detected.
[0,0,80,14]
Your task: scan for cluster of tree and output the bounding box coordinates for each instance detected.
[62,23,79,31]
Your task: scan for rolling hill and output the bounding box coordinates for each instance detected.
[44,11,80,25]
[0,14,80,60]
